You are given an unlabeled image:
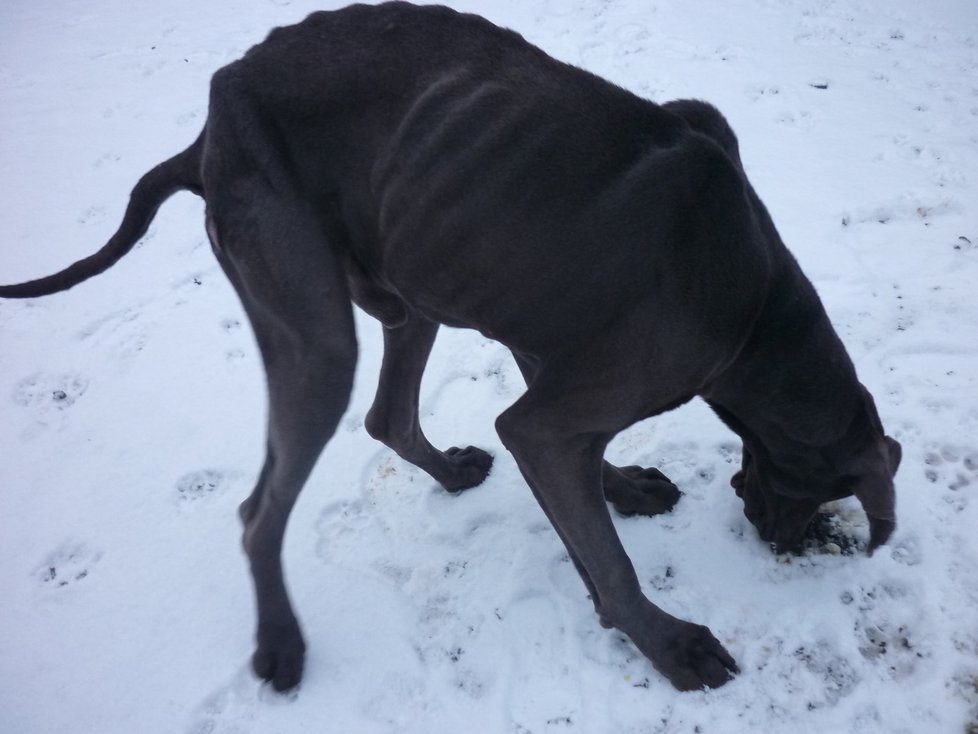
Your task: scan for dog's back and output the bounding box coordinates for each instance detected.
[204,2,769,371]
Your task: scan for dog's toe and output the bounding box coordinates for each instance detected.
[252,624,306,692]
[253,646,304,692]
[440,445,494,492]
[650,622,738,692]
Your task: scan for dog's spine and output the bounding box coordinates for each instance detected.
[0,132,205,298]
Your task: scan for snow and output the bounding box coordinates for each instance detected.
[1,0,977,732]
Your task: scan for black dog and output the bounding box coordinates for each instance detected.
[0,2,901,692]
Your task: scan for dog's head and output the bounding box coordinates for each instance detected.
[722,389,901,555]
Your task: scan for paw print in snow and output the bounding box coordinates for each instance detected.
[36,542,101,589]
[889,534,923,566]
[77,205,107,226]
[13,373,89,411]
[717,441,740,465]
[220,317,249,363]
[840,582,927,680]
[924,446,977,488]
[793,641,858,707]
[857,620,924,679]
[176,469,229,502]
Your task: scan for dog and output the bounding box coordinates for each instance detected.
[0,2,901,692]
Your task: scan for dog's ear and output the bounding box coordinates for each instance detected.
[852,469,896,556]
[864,514,896,557]
[845,389,900,555]
[858,436,901,556]
[729,447,752,497]
[885,435,902,475]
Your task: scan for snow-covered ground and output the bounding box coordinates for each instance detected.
[2,0,977,732]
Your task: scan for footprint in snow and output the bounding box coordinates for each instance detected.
[889,534,923,566]
[841,581,929,681]
[12,372,89,411]
[504,595,580,730]
[314,498,372,561]
[77,204,107,226]
[746,84,781,103]
[717,441,740,465]
[188,664,286,734]
[462,511,506,537]
[220,317,249,362]
[78,306,153,362]
[923,445,977,516]
[176,469,234,504]
[856,619,925,680]
[793,640,859,707]
[924,445,978,491]
[36,541,101,589]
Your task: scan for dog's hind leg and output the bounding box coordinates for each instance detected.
[206,188,357,692]
[510,352,680,517]
[364,314,493,492]
[495,365,737,691]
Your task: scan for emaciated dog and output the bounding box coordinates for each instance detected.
[0,2,901,692]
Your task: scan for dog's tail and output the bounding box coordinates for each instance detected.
[0,132,205,299]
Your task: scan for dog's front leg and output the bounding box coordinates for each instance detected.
[495,387,738,691]
[510,352,682,516]
[364,314,493,492]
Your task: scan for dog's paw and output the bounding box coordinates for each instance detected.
[604,464,681,516]
[646,619,739,692]
[252,621,306,693]
[439,445,494,493]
